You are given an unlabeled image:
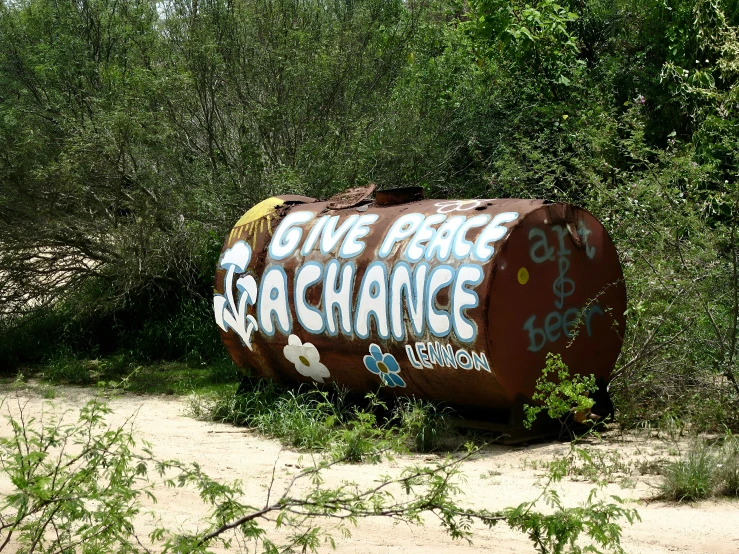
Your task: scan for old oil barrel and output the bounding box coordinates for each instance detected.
[214,189,626,416]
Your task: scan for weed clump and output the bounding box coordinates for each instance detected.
[188,380,344,450]
[716,435,739,498]
[187,380,454,461]
[659,445,716,501]
[395,397,452,453]
[659,435,739,501]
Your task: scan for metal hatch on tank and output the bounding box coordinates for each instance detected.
[213,186,627,425]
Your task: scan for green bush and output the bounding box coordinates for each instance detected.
[0,289,225,376]
[716,434,739,498]
[659,445,716,502]
[188,382,454,459]
[126,296,224,362]
[659,436,739,502]
[524,353,597,432]
[395,397,453,453]
[188,381,348,451]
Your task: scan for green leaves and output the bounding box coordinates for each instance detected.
[524,353,598,430]
[465,0,582,87]
[0,394,642,553]
[0,399,147,553]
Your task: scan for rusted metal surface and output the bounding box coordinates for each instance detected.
[375,186,424,206]
[214,192,626,417]
[327,184,376,210]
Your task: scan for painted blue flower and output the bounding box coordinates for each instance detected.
[363,344,406,388]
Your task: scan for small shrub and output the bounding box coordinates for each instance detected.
[716,434,739,497]
[659,444,717,502]
[188,383,419,461]
[636,459,664,476]
[42,351,97,385]
[567,448,633,485]
[129,296,224,362]
[265,390,341,449]
[0,399,152,552]
[331,408,394,463]
[524,353,597,432]
[395,398,452,453]
[188,381,347,450]
[658,434,739,502]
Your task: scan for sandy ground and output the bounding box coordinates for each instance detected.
[1,385,738,554]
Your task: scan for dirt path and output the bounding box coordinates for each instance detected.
[1,385,738,553]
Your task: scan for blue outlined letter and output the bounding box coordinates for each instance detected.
[258,266,292,335]
[295,262,324,334]
[270,211,314,260]
[355,261,389,339]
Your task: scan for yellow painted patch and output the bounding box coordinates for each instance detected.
[233,197,284,228]
[227,197,284,246]
[517,267,529,285]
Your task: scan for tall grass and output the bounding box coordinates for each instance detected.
[187,381,453,461]
[394,397,452,453]
[716,434,739,497]
[188,381,346,450]
[659,435,739,501]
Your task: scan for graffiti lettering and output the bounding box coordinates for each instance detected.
[379,213,425,258]
[378,211,519,263]
[270,211,314,260]
[472,212,520,262]
[301,215,329,256]
[578,221,596,259]
[355,261,390,339]
[452,215,490,259]
[295,262,324,334]
[258,266,292,336]
[406,214,446,262]
[426,216,466,261]
[273,210,521,263]
[220,210,520,348]
[551,225,571,256]
[451,264,484,341]
[299,214,379,258]
[340,214,379,258]
[323,259,355,336]
[389,262,426,340]
[553,255,575,309]
[320,215,359,255]
[405,341,491,372]
[528,228,555,263]
[524,305,604,352]
[523,223,601,351]
[426,265,454,337]
[249,260,488,343]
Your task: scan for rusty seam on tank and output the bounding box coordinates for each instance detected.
[564,204,584,249]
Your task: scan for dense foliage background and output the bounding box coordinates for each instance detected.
[1,0,738,428]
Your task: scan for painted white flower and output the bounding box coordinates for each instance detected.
[283,334,330,383]
[434,200,486,213]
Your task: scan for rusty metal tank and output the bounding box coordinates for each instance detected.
[213,187,626,417]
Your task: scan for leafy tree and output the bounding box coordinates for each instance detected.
[1,0,738,430]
